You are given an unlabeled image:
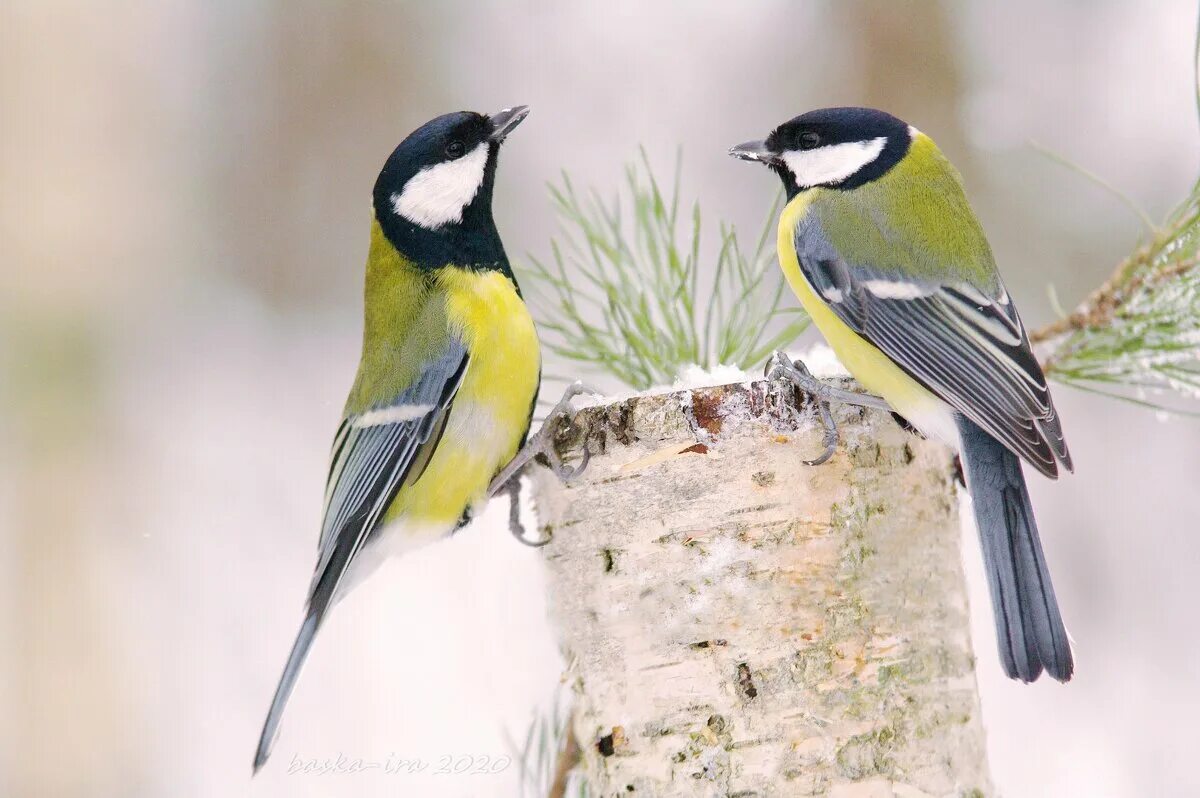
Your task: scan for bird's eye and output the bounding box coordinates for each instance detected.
[799,131,821,150]
[445,141,466,159]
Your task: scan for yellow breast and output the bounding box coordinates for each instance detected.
[439,267,541,411]
[777,196,956,444]
[385,267,541,529]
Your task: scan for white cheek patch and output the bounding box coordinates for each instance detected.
[781,137,888,188]
[390,142,488,229]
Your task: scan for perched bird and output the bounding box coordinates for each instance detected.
[254,106,540,771]
[730,107,1073,683]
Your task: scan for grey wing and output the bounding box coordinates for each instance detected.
[794,218,1070,479]
[311,338,469,606]
[254,337,468,772]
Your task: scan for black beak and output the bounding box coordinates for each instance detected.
[488,105,530,142]
[728,139,779,165]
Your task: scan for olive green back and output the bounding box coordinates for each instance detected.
[810,134,1000,293]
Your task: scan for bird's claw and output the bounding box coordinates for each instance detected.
[546,439,592,481]
[526,380,596,483]
[766,351,888,466]
[488,380,599,497]
[490,381,600,548]
[804,401,838,466]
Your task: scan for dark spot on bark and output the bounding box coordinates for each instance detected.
[736,662,758,699]
[597,733,615,757]
[602,548,615,573]
[626,786,636,792]
[691,391,724,435]
[952,454,965,486]
[681,442,709,454]
[609,402,635,446]
[751,470,776,487]
[728,503,778,516]
[598,473,640,485]
[851,441,880,466]
[902,442,915,464]
[689,639,728,649]
[707,714,727,734]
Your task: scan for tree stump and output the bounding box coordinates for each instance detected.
[531,378,991,797]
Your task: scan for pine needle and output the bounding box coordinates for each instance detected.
[1029,140,1159,234]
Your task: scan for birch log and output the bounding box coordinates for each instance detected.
[531,378,991,798]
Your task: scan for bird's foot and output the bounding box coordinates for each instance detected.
[534,381,599,482]
[490,380,600,547]
[765,351,890,466]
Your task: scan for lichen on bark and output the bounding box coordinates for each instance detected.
[531,378,992,797]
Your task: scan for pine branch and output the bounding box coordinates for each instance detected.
[517,150,810,390]
[1031,182,1200,412]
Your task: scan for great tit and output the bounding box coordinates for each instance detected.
[730,107,1073,683]
[253,106,540,771]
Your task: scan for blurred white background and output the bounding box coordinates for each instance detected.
[2,1,1198,796]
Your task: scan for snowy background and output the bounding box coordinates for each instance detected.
[2,1,1199,796]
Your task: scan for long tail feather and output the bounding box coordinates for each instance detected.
[254,520,365,773]
[958,416,1073,682]
[253,613,320,773]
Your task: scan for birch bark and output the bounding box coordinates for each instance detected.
[531,378,991,798]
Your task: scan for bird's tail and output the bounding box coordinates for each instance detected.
[254,514,364,773]
[957,417,1073,682]
[253,612,321,773]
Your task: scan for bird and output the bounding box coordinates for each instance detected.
[729,107,1074,683]
[253,106,541,772]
